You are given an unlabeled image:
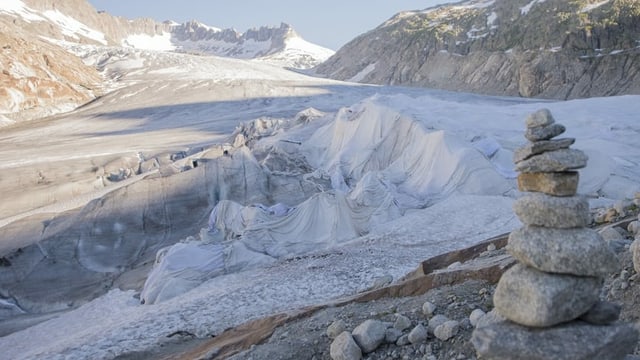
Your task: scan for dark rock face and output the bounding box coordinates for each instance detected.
[315,0,640,99]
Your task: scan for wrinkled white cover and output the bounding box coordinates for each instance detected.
[140,242,225,304]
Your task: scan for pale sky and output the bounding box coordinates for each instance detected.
[87,1,454,50]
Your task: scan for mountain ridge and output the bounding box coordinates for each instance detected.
[315,0,640,99]
[0,0,333,121]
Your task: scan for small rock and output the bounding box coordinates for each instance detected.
[525,109,555,129]
[604,208,619,223]
[434,320,459,341]
[515,148,587,173]
[493,264,601,327]
[327,320,347,339]
[579,301,621,325]
[487,243,497,252]
[632,239,640,274]
[628,221,639,236]
[475,309,505,328]
[422,301,436,316]
[330,332,362,360]
[513,193,589,228]
[352,319,386,353]
[396,334,410,346]
[428,314,449,334]
[408,324,428,344]
[593,211,607,224]
[614,199,632,218]
[385,328,403,344]
[394,314,412,331]
[524,123,566,142]
[469,309,486,327]
[516,171,578,196]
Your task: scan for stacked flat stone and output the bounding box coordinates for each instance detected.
[472,109,638,360]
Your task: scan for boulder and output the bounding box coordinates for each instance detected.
[513,193,589,228]
[330,331,362,360]
[471,320,638,360]
[352,319,386,353]
[434,320,459,341]
[408,324,428,344]
[493,264,601,327]
[507,226,618,277]
[427,314,449,334]
[385,328,403,344]
[469,309,487,328]
[515,149,587,173]
[422,301,436,316]
[516,171,578,196]
[393,314,412,331]
[327,319,347,339]
[513,138,575,163]
[524,123,566,142]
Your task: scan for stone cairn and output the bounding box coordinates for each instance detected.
[472,109,639,359]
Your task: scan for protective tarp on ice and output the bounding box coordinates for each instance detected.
[302,99,512,206]
[141,98,514,303]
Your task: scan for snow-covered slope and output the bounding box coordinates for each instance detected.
[0,0,332,119]
[119,21,334,69]
[1,0,333,69]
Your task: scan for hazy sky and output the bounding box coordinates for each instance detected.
[87,1,454,50]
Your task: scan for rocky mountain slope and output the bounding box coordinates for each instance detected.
[0,0,332,121]
[315,0,640,99]
[0,18,102,124]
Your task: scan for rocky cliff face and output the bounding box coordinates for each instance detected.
[315,0,640,99]
[0,18,102,123]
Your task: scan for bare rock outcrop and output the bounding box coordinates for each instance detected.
[315,0,640,99]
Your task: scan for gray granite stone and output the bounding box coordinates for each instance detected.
[514,193,590,228]
[471,320,638,360]
[525,123,566,142]
[493,264,601,327]
[330,331,363,360]
[352,319,386,353]
[513,138,575,163]
[525,109,555,129]
[515,149,587,173]
[507,226,618,277]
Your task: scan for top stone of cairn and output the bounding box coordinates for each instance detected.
[525,109,555,129]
